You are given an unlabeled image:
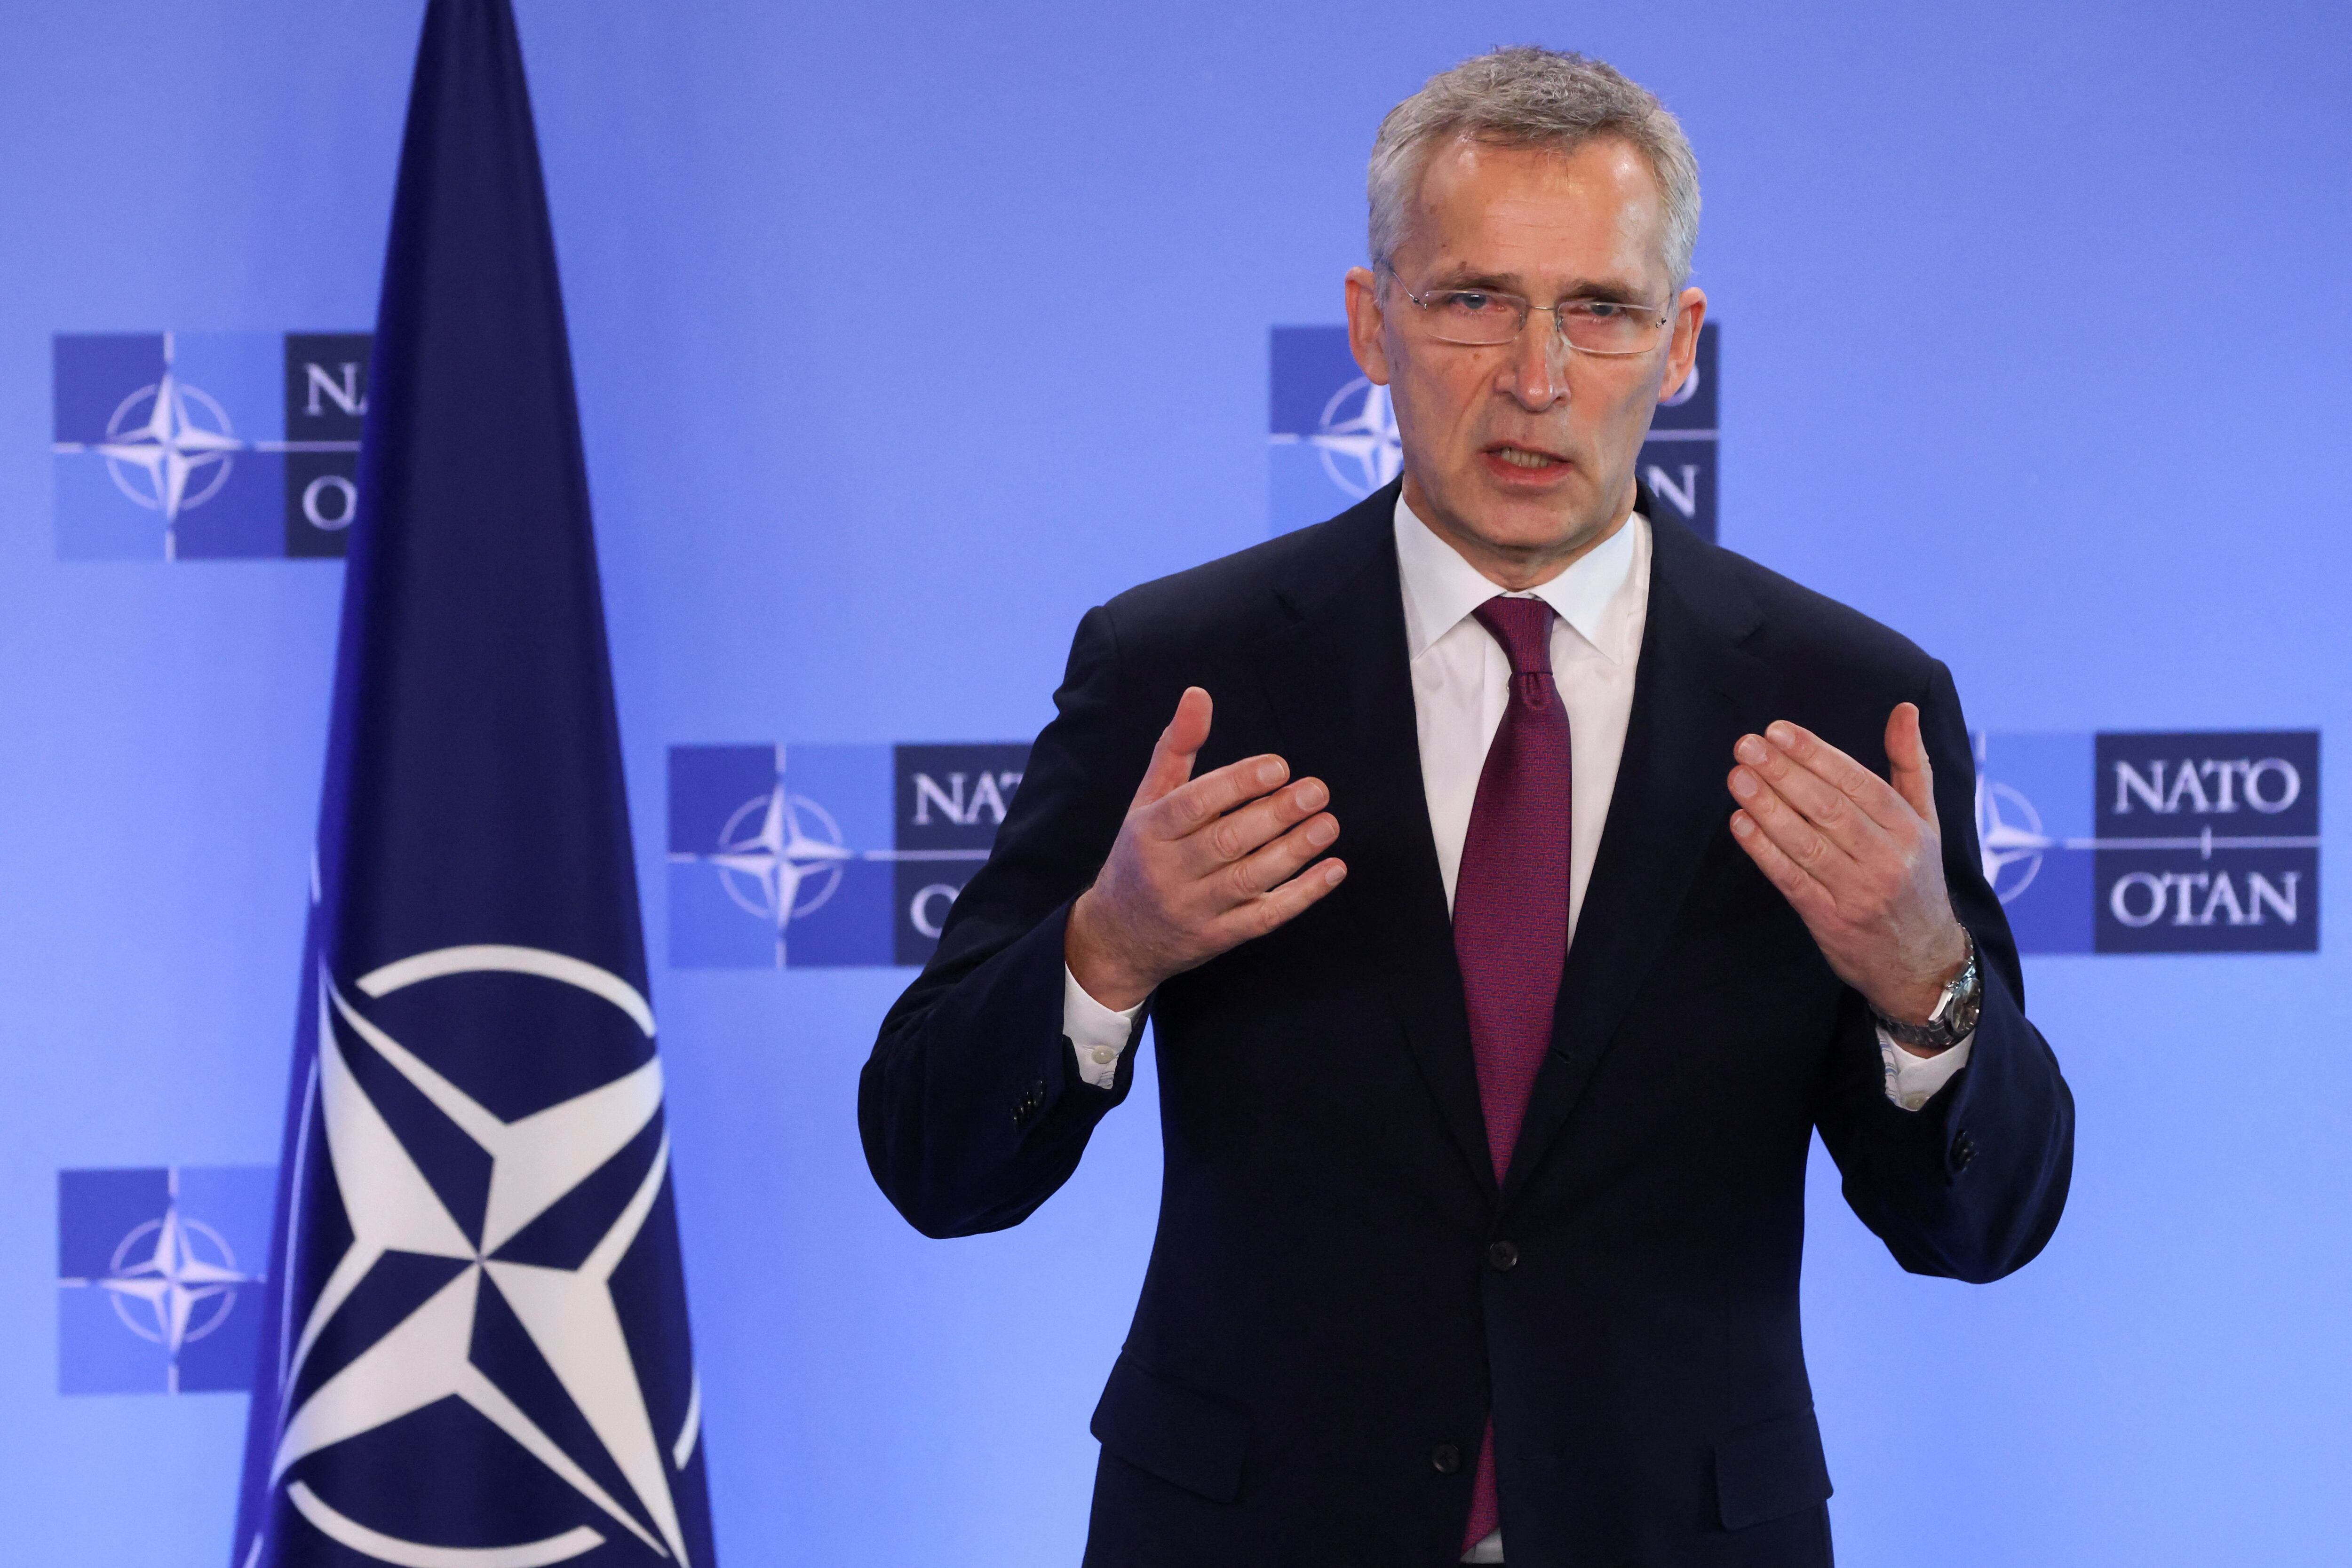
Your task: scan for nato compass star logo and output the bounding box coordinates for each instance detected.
[1306,376,1403,499]
[57,1165,273,1394]
[668,743,1025,968]
[1971,729,2321,955]
[94,1199,257,1354]
[91,362,246,530]
[1977,771,2054,903]
[51,331,369,559]
[261,945,701,1566]
[693,778,856,940]
[1269,326,1403,535]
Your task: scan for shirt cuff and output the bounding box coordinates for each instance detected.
[1877,1026,1973,1111]
[1065,966,1146,1088]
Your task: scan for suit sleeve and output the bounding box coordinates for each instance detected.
[1811,661,2076,1283]
[858,605,1156,1238]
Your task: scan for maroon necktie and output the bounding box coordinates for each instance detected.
[1452,595,1573,1552]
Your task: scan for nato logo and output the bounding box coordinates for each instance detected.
[1267,320,1718,541]
[52,331,369,560]
[56,1164,273,1394]
[668,743,1027,968]
[1977,731,2319,954]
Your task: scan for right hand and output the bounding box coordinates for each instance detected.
[1064,686,1346,1011]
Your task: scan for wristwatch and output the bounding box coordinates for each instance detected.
[1872,930,1981,1052]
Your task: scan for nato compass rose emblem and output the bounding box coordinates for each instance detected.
[56,1169,262,1394]
[89,356,246,547]
[52,331,369,560]
[1976,771,2055,903]
[1309,376,1403,499]
[95,1198,257,1359]
[262,945,701,1567]
[671,777,854,963]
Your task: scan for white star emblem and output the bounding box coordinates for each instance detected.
[672,778,853,965]
[266,945,696,1566]
[1309,376,1403,498]
[91,341,247,557]
[1975,775,2056,904]
[89,1179,258,1392]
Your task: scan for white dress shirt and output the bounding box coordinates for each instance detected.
[1065,496,1971,1104]
[1058,498,1973,1560]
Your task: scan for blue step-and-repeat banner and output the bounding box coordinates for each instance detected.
[3,3,2348,1565]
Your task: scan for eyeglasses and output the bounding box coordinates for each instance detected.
[1386,270,1671,356]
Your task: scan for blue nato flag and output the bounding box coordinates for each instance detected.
[230,2,717,1564]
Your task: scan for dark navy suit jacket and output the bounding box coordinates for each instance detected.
[860,483,2074,1567]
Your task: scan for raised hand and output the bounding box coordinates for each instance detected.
[1065,687,1346,1011]
[1726,704,1969,1041]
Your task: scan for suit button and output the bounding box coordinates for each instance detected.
[1430,1443,1462,1474]
[1487,1240,1519,1271]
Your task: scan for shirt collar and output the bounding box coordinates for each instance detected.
[1394,491,1645,665]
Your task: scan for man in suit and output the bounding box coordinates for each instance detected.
[860,46,2073,1568]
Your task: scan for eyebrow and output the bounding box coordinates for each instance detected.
[1419,268,1653,303]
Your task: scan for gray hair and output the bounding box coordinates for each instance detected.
[1367,47,1701,290]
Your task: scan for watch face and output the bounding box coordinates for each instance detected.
[1931,967,1970,1026]
[1951,959,1983,1035]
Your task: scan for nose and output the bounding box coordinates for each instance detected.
[1502,310,1569,411]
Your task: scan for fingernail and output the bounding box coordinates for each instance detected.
[1307,816,1338,847]
[1324,862,1346,886]
[1766,721,1796,747]
[1734,736,1766,764]
[1731,812,1753,837]
[1730,769,1757,798]
[1296,780,1328,810]
[1257,760,1286,788]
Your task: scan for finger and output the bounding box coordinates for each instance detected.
[1151,750,1293,839]
[1132,687,1213,809]
[1733,731,1892,858]
[1759,719,1913,834]
[1212,807,1341,903]
[1178,776,1331,876]
[1729,809,1838,925]
[1728,763,1856,886]
[1884,703,1939,830]
[1209,855,1349,946]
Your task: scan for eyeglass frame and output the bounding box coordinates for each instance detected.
[1379,263,1677,357]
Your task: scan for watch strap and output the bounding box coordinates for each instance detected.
[1872,930,1980,1051]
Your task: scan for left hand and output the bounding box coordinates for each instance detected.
[1726,704,1969,1037]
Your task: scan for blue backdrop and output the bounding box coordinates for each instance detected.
[4,1,2348,1562]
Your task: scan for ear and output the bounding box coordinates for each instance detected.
[1657,285,1707,403]
[1344,266,1392,385]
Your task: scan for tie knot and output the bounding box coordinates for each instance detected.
[1470,596,1556,676]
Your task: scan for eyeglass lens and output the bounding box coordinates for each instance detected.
[1415,290,1663,353]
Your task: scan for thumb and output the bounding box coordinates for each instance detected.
[1133,687,1213,807]
[1886,702,1938,828]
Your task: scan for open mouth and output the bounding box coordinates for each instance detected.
[1484,443,1570,473]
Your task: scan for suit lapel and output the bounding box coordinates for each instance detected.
[1500,517,1783,1204]
[1254,486,1498,1200]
